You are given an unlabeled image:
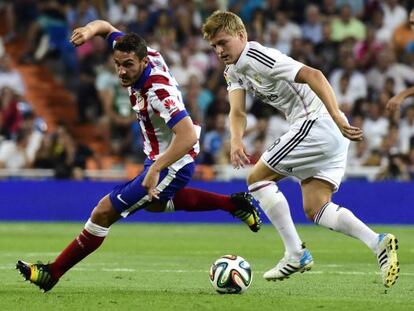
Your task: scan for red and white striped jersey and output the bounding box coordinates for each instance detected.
[108,32,200,165]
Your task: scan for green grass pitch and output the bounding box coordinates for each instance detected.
[0,222,413,311]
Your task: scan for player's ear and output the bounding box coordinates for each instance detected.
[238,31,247,42]
[141,55,149,65]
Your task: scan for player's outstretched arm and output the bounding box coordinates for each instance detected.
[386,86,414,113]
[70,20,120,47]
[295,65,363,141]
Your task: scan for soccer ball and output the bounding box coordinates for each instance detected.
[209,255,252,294]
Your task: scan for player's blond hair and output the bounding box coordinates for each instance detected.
[202,11,247,40]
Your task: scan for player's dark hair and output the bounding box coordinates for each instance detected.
[114,33,148,59]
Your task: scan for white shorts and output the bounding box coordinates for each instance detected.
[261,115,350,191]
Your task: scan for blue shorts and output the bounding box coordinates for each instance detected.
[109,158,195,217]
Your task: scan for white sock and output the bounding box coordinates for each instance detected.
[314,202,378,251]
[249,181,303,257]
[84,218,110,237]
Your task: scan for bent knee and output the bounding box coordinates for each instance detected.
[91,196,120,226]
[246,173,257,186]
[303,203,319,221]
[247,170,265,186]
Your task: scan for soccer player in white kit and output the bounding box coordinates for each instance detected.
[202,11,399,289]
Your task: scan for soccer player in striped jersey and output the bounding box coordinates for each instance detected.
[16,20,261,292]
[202,11,399,289]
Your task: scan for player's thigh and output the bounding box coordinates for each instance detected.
[247,159,285,185]
[110,160,195,217]
[301,178,334,218]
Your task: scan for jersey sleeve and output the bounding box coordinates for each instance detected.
[269,50,304,82]
[224,66,244,92]
[107,31,124,49]
[152,95,189,129]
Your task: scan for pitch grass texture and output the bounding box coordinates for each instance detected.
[1,223,413,311]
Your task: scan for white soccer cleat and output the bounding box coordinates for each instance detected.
[263,248,314,281]
[376,233,399,288]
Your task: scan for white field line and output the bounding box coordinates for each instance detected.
[4,264,414,276]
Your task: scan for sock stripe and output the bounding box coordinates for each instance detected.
[314,202,330,224]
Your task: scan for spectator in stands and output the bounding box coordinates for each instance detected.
[353,26,384,70]
[397,104,414,154]
[392,13,414,57]
[169,46,203,88]
[243,117,268,157]
[408,145,414,178]
[0,0,16,42]
[0,87,22,139]
[370,7,393,44]
[301,4,323,45]
[173,1,199,45]
[264,24,290,55]
[95,54,135,157]
[248,8,266,42]
[66,0,99,30]
[0,128,30,169]
[186,74,213,122]
[19,0,76,70]
[329,53,367,104]
[332,72,355,118]
[182,75,205,125]
[50,122,76,178]
[202,113,229,164]
[363,102,389,151]
[366,49,414,96]
[152,9,177,44]
[381,0,407,35]
[266,10,302,54]
[127,6,150,37]
[107,0,137,26]
[336,0,365,19]
[33,133,55,169]
[330,4,366,42]
[376,153,411,181]
[347,139,370,168]
[0,54,25,96]
[75,37,107,123]
[314,21,339,74]
[20,111,44,167]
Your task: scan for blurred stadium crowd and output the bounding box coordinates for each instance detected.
[1,0,414,181]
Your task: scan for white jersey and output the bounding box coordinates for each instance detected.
[108,32,200,163]
[225,41,328,124]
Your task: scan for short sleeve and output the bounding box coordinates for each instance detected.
[152,95,189,128]
[270,52,304,82]
[224,66,244,92]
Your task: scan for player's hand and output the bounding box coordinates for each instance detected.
[70,26,93,47]
[386,96,402,113]
[230,141,250,169]
[142,166,160,201]
[336,118,363,141]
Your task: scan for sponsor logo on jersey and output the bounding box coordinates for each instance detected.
[253,73,262,84]
[135,93,145,110]
[224,72,231,87]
